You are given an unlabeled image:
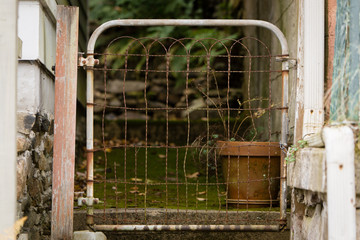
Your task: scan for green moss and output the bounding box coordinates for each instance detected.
[84,148,280,212]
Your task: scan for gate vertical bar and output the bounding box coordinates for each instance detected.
[86,61,95,225]
[51,6,79,240]
[280,60,289,225]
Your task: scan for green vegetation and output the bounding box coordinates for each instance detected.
[285,140,308,163]
[89,0,243,84]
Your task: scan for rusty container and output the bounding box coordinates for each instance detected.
[217,141,281,208]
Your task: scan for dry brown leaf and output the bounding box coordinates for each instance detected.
[129,190,139,194]
[130,178,143,182]
[138,192,146,196]
[146,179,156,184]
[130,186,139,190]
[196,197,206,201]
[158,154,166,159]
[76,172,86,178]
[198,191,206,195]
[166,177,177,182]
[186,172,199,179]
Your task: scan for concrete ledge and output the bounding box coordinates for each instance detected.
[74,209,290,240]
[287,148,326,192]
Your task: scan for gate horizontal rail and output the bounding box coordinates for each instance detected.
[93,224,280,232]
[82,19,290,231]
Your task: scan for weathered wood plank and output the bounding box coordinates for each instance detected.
[51,5,79,240]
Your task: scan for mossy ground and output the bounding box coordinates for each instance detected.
[79,147,280,212]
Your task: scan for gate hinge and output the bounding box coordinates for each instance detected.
[78,196,100,206]
[79,56,99,67]
[275,55,297,69]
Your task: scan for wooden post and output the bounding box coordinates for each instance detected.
[51,6,79,240]
[0,0,17,238]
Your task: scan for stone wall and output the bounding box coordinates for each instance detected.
[16,61,55,239]
[17,112,54,239]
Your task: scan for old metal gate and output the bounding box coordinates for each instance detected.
[78,19,289,232]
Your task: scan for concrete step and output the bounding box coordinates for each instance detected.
[74,209,290,240]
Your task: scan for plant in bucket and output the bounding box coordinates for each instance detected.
[190,70,283,209]
[215,98,282,208]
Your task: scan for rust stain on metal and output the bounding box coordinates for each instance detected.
[51,6,79,240]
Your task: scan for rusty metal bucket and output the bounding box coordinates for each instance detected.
[217,141,281,208]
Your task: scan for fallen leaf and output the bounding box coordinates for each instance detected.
[158,154,166,159]
[130,186,139,190]
[76,171,86,176]
[146,179,156,184]
[138,192,146,196]
[196,197,206,201]
[186,172,199,179]
[166,177,177,182]
[112,186,117,190]
[105,148,112,153]
[129,190,139,194]
[130,178,143,182]
[198,191,206,195]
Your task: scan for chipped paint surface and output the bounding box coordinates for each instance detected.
[51,6,79,240]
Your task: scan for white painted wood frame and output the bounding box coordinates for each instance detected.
[0,0,18,238]
[294,0,325,142]
[323,126,356,240]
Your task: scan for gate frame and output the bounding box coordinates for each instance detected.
[81,19,290,231]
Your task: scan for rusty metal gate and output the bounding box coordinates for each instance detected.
[78,19,289,232]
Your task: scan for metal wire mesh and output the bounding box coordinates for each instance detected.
[85,36,286,227]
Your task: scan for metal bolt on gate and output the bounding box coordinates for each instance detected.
[79,19,290,232]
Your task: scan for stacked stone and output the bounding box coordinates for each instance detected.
[16,112,54,239]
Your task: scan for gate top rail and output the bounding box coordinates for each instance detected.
[87,19,289,56]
